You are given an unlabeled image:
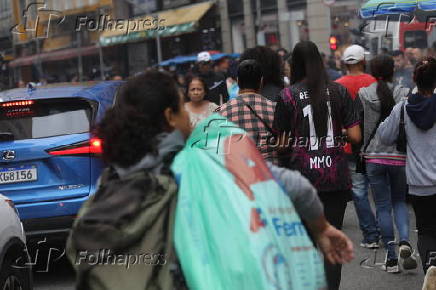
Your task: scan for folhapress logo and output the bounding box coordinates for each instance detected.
[10,2,65,39]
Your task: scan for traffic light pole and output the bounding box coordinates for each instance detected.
[307,0,332,55]
[155,14,162,64]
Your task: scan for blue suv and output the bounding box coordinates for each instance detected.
[0,81,122,239]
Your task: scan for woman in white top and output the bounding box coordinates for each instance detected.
[184,76,218,128]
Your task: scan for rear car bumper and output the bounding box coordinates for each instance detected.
[23,215,75,241]
[16,195,88,220]
[16,195,89,241]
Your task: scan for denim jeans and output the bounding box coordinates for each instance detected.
[349,161,379,242]
[366,162,410,260]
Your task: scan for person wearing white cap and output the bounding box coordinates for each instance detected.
[197,51,211,63]
[342,44,366,65]
[335,45,380,250]
[194,51,229,105]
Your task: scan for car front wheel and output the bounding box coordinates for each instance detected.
[0,250,31,290]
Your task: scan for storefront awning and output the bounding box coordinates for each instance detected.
[42,35,73,52]
[3,55,14,61]
[9,45,99,68]
[99,1,214,47]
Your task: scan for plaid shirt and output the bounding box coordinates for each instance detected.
[217,93,279,165]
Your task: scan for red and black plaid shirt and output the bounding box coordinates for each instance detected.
[217,93,278,165]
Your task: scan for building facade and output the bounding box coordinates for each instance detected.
[4,0,364,85]
[101,0,221,76]
[7,0,223,82]
[0,0,13,89]
[9,0,113,83]
[228,0,362,54]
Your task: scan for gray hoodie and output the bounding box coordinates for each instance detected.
[359,82,409,160]
[110,129,324,221]
[377,97,436,196]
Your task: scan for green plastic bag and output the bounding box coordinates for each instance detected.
[172,114,326,290]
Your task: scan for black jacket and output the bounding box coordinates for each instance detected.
[200,71,229,105]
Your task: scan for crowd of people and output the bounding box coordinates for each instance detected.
[64,41,436,290]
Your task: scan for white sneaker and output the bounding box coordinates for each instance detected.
[383,259,400,273]
[360,241,380,249]
[381,251,400,273]
[422,266,436,290]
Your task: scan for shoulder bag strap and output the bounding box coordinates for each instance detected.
[362,118,382,154]
[400,101,405,124]
[396,102,407,152]
[240,99,276,137]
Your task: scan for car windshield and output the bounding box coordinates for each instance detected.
[0,98,94,141]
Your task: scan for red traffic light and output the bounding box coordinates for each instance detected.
[329,36,337,50]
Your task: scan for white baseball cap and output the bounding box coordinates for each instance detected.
[197,51,211,62]
[342,45,365,64]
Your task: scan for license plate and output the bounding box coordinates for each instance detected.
[0,165,37,184]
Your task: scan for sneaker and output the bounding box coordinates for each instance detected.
[384,259,401,273]
[422,266,436,290]
[360,240,380,249]
[399,241,418,270]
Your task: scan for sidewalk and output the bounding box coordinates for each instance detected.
[341,203,424,290]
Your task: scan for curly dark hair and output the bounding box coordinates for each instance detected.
[414,56,436,95]
[239,46,284,89]
[97,71,180,168]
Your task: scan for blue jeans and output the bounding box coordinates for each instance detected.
[366,162,410,260]
[349,161,379,242]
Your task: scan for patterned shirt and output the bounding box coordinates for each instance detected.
[273,82,360,192]
[185,102,219,128]
[217,93,279,165]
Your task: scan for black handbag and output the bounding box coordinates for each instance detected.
[356,119,381,174]
[355,154,367,174]
[396,103,407,153]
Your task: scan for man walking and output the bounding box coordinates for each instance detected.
[336,44,380,248]
[392,50,415,90]
[217,59,278,165]
[195,51,229,105]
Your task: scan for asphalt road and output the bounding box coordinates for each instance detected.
[340,201,424,290]
[33,202,424,290]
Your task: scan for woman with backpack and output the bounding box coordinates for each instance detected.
[273,41,361,290]
[377,57,436,285]
[67,70,354,290]
[358,54,417,273]
[66,71,192,290]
